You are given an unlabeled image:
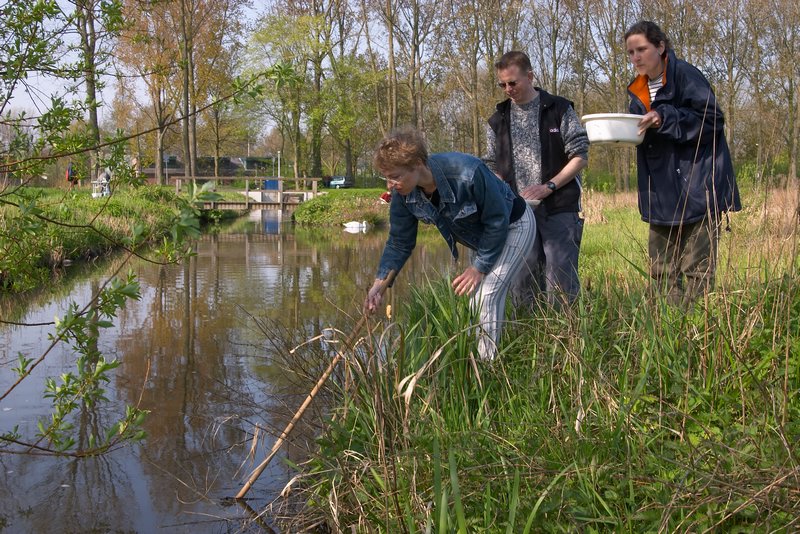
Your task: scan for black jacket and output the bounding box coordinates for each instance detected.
[628,49,741,225]
[488,88,582,214]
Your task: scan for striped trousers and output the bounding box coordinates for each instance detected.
[472,207,536,360]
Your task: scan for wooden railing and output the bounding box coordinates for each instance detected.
[169,176,322,209]
[170,176,320,194]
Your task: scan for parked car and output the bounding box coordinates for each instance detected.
[329,175,354,188]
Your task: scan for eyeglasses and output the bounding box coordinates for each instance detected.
[497,80,518,89]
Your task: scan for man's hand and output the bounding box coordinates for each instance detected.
[452,266,485,296]
[519,183,553,201]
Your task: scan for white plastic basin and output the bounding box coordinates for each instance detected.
[581,113,644,146]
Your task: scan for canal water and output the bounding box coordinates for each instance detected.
[0,210,460,533]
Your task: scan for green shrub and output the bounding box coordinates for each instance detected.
[583,168,620,193]
[0,186,182,292]
[293,189,389,226]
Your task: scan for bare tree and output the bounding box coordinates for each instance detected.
[524,0,575,95]
[763,0,800,183]
[64,0,123,178]
[218,0,800,191]
[701,0,751,154]
[358,0,393,135]
[567,0,594,117]
[116,0,182,184]
[379,0,400,130]
[438,0,485,153]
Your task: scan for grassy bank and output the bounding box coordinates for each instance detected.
[0,186,204,292]
[293,188,389,226]
[273,187,799,532]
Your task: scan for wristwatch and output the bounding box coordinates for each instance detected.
[545,181,557,192]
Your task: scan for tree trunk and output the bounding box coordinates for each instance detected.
[386,0,397,130]
[156,127,165,185]
[410,0,422,128]
[180,0,192,182]
[214,145,220,178]
[345,138,354,178]
[311,59,323,177]
[76,0,100,178]
[361,0,388,135]
[788,78,797,185]
[470,47,480,155]
[292,104,302,179]
[189,37,198,178]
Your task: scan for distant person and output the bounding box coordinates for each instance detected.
[485,51,589,308]
[97,167,111,197]
[625,20,741,305]
[364,128,534,360]
[65,162,77,188]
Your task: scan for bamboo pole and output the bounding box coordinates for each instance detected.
[235,270,396,500]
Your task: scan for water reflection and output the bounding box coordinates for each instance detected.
[0,211,462,532]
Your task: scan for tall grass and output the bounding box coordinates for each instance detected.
[266,187,800,533]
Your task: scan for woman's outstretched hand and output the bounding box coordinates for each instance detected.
[452,266,485,296]
[364,278,385,313]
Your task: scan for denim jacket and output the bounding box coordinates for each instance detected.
[376,152,518,280]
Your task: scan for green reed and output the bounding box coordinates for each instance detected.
[290,268,799,532]
[274,188,800,532]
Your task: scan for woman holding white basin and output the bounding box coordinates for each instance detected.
[624,20,741,306]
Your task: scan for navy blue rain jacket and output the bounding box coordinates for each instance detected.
[628,49,741,226]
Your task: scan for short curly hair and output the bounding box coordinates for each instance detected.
[373,127,428,171]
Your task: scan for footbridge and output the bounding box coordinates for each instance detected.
[170,176,323,210]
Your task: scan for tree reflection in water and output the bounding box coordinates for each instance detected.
[0,212,462,532]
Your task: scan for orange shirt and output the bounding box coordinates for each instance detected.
[628,58,668,112]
